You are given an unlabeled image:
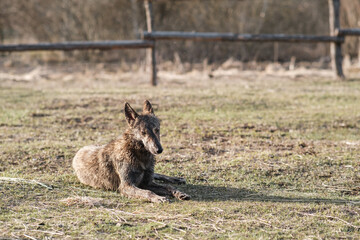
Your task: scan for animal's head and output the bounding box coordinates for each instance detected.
[124,100,163,155]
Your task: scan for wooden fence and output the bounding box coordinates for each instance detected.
[0,40,154,52]
[0,0,358,86]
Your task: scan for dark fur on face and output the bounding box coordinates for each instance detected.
[125,101,162,155]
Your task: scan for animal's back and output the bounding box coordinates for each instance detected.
[72,144,120,191]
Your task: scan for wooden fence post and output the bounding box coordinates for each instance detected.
[144,0,157,86]
[328,0,345,79]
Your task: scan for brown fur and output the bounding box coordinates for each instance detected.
[72,100,190,203]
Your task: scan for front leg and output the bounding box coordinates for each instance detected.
[153,173,186,185]
[120,182,169,203]
[145,182,191,201]
[137,166,190,201]
[116,164,169,203]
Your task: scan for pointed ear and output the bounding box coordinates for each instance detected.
[143,100,154,115]
[124,102,138,127]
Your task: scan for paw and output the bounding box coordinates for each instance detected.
[174,191,191,201]
[151,196,170,203]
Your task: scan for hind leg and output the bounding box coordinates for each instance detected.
[72,145,115,190]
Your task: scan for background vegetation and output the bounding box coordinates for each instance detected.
[1,0,360,64]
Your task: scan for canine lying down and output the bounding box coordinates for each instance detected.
[72,100,190,203]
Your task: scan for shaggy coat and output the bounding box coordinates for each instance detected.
[72,100,190,203]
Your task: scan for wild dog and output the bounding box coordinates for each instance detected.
[72,100,190,203]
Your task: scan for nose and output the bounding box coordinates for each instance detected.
[156,147,163,154]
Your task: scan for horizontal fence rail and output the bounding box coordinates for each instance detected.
[0,40,154,52]
[338,28,360,36]
[142,31,345,43]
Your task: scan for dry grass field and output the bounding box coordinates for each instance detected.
[1,66,360,239]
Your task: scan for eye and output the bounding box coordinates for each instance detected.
[154,128,160,134]
[141,130,146,136]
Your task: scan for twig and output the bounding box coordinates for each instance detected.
[149,219,187,233]
[23,234,38,240]
[211,224,222,232]
[164,234,182,240]
[105,208,138,216]
[148,219,167,229]
[68,186,102,193]
[242,195,357,205]
[0,177,53,190]
[234,218,289,231]
[30,229,64,235]
[296,211,360,229]
[105,208,192,221]
[22,223,28,232]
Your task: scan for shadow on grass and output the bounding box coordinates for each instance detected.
[180,184,357,205]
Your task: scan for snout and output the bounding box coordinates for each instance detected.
[145,136,163,155]
[156,146,163,154]
[151,144,163,155]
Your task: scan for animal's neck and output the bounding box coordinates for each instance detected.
[123,129,151,156]
[122,129,154,167]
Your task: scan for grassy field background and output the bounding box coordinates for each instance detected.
[1,68,360,239]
